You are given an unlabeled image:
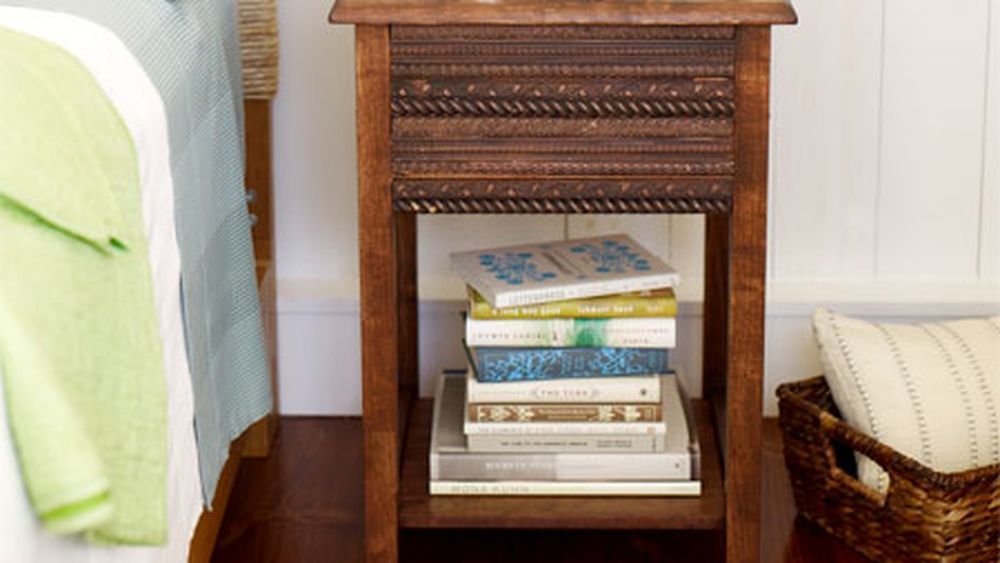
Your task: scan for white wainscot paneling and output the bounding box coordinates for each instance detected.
[565,215,669,259]
[417,215,565,299]
[770,0,883,280]
[278,282,1000,416]
[274,2,360,281]
[668,215,705,285]
[981,2,1000,279]
[277,298,362,415]
[567,215,706,300]
[415,302,468,399]
[877,0,990,280]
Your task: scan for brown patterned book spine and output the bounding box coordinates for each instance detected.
[468,404,663,423]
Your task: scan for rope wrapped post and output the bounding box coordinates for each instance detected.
[239,0,279,100]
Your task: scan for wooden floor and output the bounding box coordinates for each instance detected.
[211,417,868,563]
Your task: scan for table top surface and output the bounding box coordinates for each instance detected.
[329,0,797,27]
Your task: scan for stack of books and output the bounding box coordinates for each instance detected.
[429,234,701,496]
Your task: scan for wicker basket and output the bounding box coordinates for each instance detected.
[776,376,1000,563]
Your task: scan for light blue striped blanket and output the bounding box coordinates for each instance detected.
[0,0,273,505]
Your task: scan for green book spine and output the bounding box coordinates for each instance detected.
[468,288,677,319]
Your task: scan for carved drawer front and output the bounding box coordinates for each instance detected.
[389,25,736,214]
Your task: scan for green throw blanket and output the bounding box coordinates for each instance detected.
[0,28,167,544]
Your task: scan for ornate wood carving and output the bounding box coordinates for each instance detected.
[391,43,735,66]
[388,25,737,213]
[392,62,735,79]
[394,197,731,214]
[392,178,732,214]
[394,77,734,99]
[391,97,735,119]
[394,116,733,139]
[393,159,735,177]
[394,138,733,155]
[391,25,737,42]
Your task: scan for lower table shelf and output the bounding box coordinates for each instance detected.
[398,397,724,531]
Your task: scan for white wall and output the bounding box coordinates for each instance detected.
[273,0,1000,416]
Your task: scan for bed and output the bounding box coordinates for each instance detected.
[0,1,278,561]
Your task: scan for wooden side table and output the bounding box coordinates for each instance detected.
[329,2,796,561]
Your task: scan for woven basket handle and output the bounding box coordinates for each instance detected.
[817,410,906,508]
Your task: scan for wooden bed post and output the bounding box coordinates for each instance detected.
[243,98,279,458]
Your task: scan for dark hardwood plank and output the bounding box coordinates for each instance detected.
[212,418,364,563]
[403,528,723,563]
[398,399,724,531]
[330,0,797,26]
[725,26,771,563]
[355,24,400,563]
[212,417,869,563]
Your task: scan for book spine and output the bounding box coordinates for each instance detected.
[467,403,662,423]
[466,433,664,453]
[465,318,676,348]
[469,290,678,319]
[431,451,690,481]
[429,480,701,496]
[472,347,669,382]
[465,375,662,404]
[464,419,665,435]
[493,272,681,309]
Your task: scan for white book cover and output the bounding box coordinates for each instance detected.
[462,375,679,436]
[429,480,701,496]
[464,317,676,348]
[450,234,679,308]
[465,433,665,453]
[465,370,662,404]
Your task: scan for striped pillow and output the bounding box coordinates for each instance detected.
[812,309,1000,492]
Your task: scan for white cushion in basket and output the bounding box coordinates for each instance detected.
[812,309,1000,492]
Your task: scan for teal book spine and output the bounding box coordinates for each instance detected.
[469,346,669,382]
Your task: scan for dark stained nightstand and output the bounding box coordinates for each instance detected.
[328,3,797,561]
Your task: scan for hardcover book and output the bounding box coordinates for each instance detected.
[467,403,662,423]
[429,480,701,496]
[462,375,672,436]
[464,369,662,404]
[465,433,665,453]
[468,288,677,320]
[465,317,676,348]
[450,234,679,308]
[468,345,669,382]
[431,373,695,481]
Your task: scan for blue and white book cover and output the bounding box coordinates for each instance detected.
[449,234,679,308]
[469,346,670,382]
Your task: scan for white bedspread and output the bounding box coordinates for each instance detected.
[0,7,202,562]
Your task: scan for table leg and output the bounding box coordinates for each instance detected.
[355,24,399,563]
[726,25,771,563]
